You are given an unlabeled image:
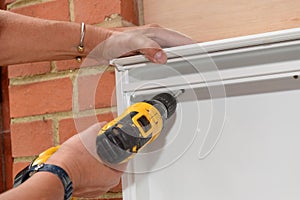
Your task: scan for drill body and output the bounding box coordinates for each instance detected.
[96,92,177,164]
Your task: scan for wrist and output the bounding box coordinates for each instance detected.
[19,163,73,200]
[13,168,66,200]
[40,164,73,200]
[84,24,114,55]
[45,160,74,185]
[45,148,81,192]
[32,169,65,197]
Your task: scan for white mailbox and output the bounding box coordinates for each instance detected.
[112,28,300,200]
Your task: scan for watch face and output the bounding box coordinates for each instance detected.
[29,163,45,177]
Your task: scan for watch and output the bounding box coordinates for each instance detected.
[14,162,73,200]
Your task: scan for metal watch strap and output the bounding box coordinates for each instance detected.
[30,163,73,200]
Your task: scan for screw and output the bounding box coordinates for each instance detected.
[293,75,299,79]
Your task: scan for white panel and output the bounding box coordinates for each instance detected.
[131,90,300,200]
[113,29,300,200]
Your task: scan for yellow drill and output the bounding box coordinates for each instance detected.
[96,92,180,164]
[13,91,181,198]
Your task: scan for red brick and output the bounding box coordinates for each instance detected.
[12,161,30,181]
[5,0,15,5]
[121,0,139,25]
[8,61,51,78]
[55,59,82,71]
[11,0,70,21]
[55,58,100,72]
[1,67,13,189]
[11,120,54,157]
[55,58,103,72]
[58,112,115,143]
[9,78,73,118]
[2,67,10,131]
[4,0,15,8]
[0,135,4,191]
[77,71,116,111]
[4,131,13,189]
[1,1,5,9]
[74,0,121,24]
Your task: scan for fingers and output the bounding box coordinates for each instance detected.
[93,31,168,64]
[130,33,167,63]
[110,23,162,32]
[154,28,196,47]
[120,26,195,63]
[124,26,196,48]
[91,25,196,65]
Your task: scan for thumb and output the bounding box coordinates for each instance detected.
[78,122,107,162]
[140,48,167,64]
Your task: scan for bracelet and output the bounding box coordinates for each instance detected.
[76,22,86,63]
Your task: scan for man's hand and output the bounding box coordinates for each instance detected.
[87,24,196,65]
[46,123,125,198]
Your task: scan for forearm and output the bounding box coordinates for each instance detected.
[0,172,64,200]
[0,10,111,66]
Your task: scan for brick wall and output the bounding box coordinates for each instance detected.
[3,0,139,199]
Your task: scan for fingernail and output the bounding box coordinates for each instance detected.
[154,51,166,63]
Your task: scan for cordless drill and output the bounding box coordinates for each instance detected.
[14,91,181,193]
[96,91,180,164]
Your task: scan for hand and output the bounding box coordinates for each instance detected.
[87,24,196,65]
[46,123,125,198]
[0,10,195,65]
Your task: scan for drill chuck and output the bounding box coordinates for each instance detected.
[151,92,177,119]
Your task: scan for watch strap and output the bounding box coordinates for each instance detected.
[29,163,73,200]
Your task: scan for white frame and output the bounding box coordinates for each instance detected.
[112,28,300,200]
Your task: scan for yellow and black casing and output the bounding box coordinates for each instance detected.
[96,101,165,164]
